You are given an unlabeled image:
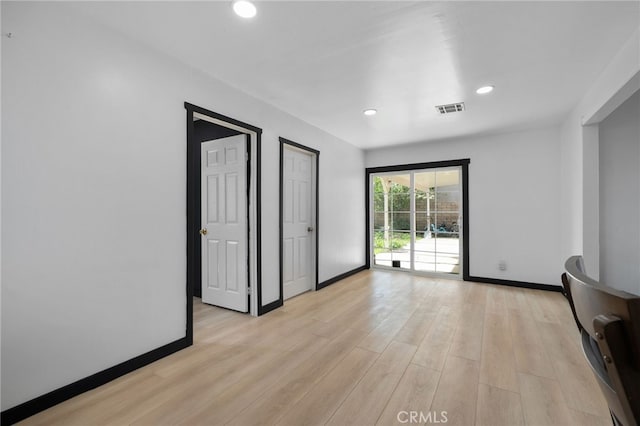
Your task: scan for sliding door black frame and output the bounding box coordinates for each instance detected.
[365,159,471,280]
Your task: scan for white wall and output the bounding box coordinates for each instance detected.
[599,90,640,295]
[560,27,639,279]
[1,2,364,410]
[559,110,584,265]
[365,126,563,285]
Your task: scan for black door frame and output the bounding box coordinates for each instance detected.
[279,137,320,305]
[185,102,264,339]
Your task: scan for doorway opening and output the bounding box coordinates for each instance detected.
[366,159,470,280]
[185,103,263,343]
[279,138,319,301]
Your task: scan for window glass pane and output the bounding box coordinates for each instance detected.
[415,213,430,236]
[414,229,434,272]
[391,212,410,232]
[373,212,386,230]
[389,192,410,212]
[373,193,385,212]
[415,261,436,273]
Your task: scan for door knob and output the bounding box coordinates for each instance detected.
[307,226,314,232]
[199,228,208,236]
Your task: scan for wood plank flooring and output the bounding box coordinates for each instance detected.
[19,270,610,425]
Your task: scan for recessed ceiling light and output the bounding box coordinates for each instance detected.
[476,85,494,94]
[363,109,377,116]
[233,0,257,18]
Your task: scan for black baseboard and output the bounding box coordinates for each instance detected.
[317,265,368,290]
[467,275,562,292]
[258,299,283,316]
[1,337,190,425]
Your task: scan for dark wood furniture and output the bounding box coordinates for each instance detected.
[562,256,640,426]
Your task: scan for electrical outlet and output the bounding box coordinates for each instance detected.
[498,261,507,271]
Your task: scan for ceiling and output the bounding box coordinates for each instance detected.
[68,1,639,150]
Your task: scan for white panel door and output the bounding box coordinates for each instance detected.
[283,147,314,300]
[201,135,248,312]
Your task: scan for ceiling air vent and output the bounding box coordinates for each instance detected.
[436,102,465,114]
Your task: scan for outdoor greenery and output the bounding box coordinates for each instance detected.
[373,231,414,254]
[372,178,431,212]
[372,177,434,249]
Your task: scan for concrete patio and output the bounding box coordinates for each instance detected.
[374,236,460,274]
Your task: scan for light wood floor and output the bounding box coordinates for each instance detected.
[20,270,610,426]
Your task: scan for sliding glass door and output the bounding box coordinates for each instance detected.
[371,167,462,277]
[414,169,461,274]
[372,173,412,269]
